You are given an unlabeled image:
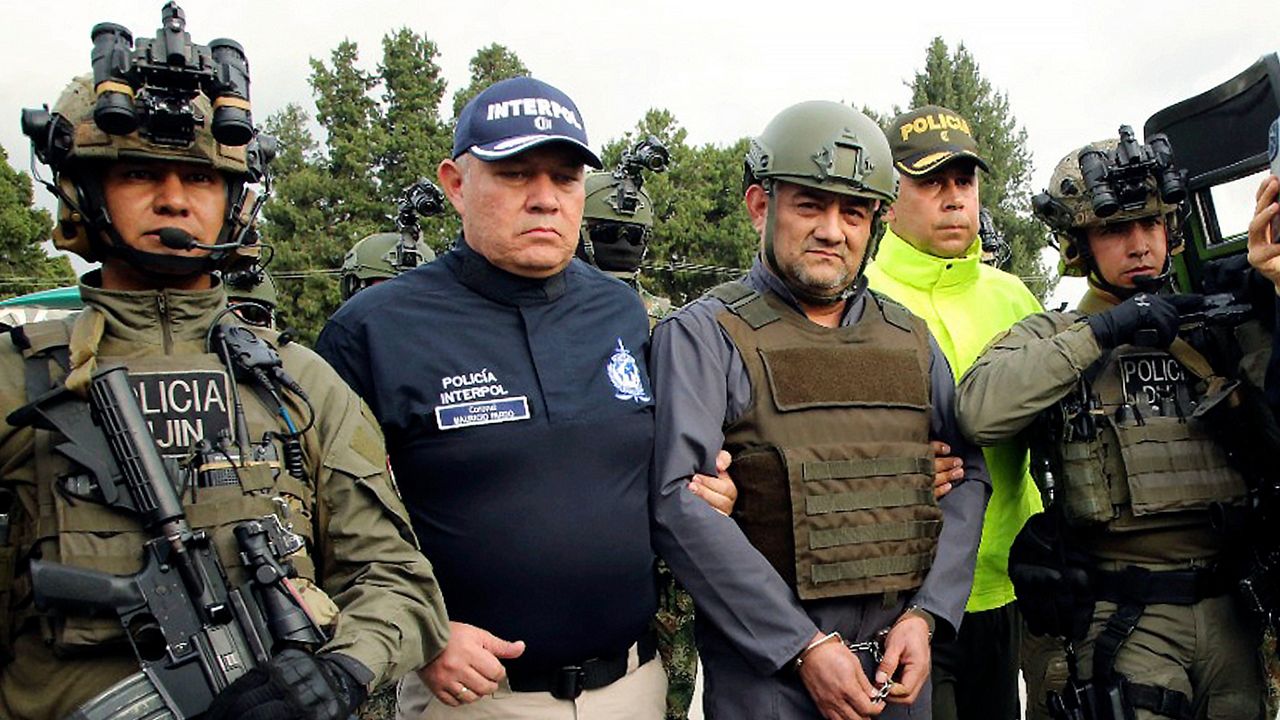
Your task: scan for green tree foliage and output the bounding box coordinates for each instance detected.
[0,145,74,299]
[451,44,530,119]
[602,110,755,305]
[261,32,465,342]
[899,37,1052,299]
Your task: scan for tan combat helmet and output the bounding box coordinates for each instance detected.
[19,4,270,275]
[1033,127,1186,279]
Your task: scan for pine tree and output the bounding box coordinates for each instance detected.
[0,145,75,299]
[450,44,530,119]
[903,37,1052,299]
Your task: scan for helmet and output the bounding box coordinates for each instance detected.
[578,170,655,274]
[744,101,897,302]
[340,232,436,300]
[745,101,898,206]
[225,270,277,327]
[23,74,263,273]
[1034,136,1185,279]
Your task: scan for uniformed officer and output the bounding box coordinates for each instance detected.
[956,129,1268,719]
[224,266,280,328]
[316,76,668,719]
[650,100,989,720]
[575,141,723,720]
[576,137,673,323]
[339,232,436,301]
[864,105,1045,720]
[0,10,449,719]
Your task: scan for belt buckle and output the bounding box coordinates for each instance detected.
[551,665,585,700]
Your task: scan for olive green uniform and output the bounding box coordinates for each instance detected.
[0,277,450,720]
[956,288,1266,720]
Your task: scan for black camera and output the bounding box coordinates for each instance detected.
[88,2,254,147]
[1077,125,1187,219]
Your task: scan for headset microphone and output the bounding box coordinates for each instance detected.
[158,227,243,251]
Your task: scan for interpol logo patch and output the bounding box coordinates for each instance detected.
[1119,353,1188,408]
[129,370,232,457]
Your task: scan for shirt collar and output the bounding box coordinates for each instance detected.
[446,235,569,306]
[875,228,981,291]
[745,257,867,327]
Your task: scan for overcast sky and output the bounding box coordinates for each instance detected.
[3,0,1277,305]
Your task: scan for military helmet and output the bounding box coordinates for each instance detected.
[579,170,655,274]
[745,101,898,205]
[30,75,255,263]
[339,232,435,300]
[583,171,655,227]
[1035,138,1184,278]
[225,270,277,327]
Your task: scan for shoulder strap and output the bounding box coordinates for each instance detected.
[9,319,74,402]
[707,281,781,330]
[867,290,915,333]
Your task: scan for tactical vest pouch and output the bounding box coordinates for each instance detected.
[47,453,324,650]
[1058,440,1119,526]
[760,346,929,411]
[1110,418,1246,517]
[787,446,940,600]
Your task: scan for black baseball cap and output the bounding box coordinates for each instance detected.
[452,76,602,168]
[889,105,990,177]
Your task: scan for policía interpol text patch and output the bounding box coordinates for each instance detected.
[129,370,233,457]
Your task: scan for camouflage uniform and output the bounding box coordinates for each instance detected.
[577,147,693,720]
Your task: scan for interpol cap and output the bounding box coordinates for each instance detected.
[889,105,990,177]
[452,76,602,168]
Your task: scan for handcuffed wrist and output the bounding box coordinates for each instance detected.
[897,605,935,640]
[792,631,842,672]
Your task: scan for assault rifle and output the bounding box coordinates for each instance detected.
[7,365,325,718]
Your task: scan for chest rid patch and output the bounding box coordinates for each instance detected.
[129,369,233,457]
[1119,353,1191,410]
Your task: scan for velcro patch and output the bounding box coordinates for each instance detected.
[761,346,927,410]
[129,370,232,457]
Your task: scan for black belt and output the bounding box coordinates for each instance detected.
[506,629,657,700]
[1093,564,1234,606]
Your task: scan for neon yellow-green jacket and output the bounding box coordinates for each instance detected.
[865,228,1044,612]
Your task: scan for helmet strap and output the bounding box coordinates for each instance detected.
[761,181,874,307]
[72,170,252,280]
[1080,228,1175,300]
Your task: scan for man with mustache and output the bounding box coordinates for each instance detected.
[957,132,1269,719]
[650,100,989,720]
[864,106,1044,720]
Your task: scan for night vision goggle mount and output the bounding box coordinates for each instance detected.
[21,1,254,162]
[609,135,669,216]
[1034,125,1188,232]
[393,179,446,271]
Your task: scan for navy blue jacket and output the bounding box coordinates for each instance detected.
[316,239,657,672]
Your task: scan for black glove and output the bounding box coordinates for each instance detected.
[1009,512,1095,641]
[1085,292,1179,349]
[205,649,370,720]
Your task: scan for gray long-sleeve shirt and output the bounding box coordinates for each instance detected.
[650,261,990,676]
